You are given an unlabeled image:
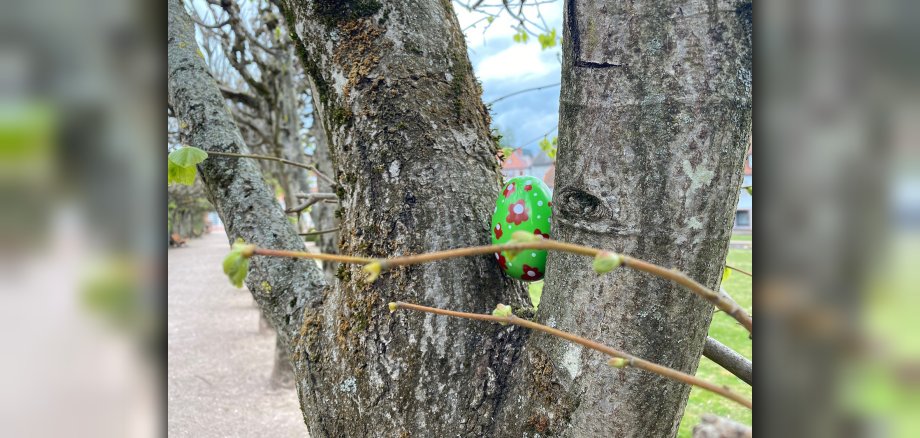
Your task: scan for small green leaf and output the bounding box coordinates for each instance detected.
[721,267,732,284]
[528,280,543,310]
[745,186,752,196]
[538,136,557,160]
[592,251,622,274]
[501,147,514,160]
[607,357,629,368]
[168,146,208,167]
[492,303,513,325]
[537,29,558,50]
[388,302,398,313]
[486,16,494,24]
[512,29,529,44]
[168,159,197,185]
[222,238,255,288]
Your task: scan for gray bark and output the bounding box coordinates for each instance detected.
[494,0,752,436]
[704,337,752,386]
[168,0,326,350]
[279,0,528,435]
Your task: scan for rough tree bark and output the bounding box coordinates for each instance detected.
[168,0,326,351]
[494,0,752,436]
[278,1,531,435]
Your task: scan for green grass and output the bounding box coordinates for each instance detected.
[677,248,753,437]
[731,233,752,242]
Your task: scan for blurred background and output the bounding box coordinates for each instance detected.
[0,0,161,437]
[0,0,918,436]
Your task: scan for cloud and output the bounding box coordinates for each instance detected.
[475,43,560,81]
[455,1,565,153]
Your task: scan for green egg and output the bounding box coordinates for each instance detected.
[490,176,553,281]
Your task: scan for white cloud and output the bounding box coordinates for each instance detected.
[475,43,558,81]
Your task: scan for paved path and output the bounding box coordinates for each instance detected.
[168,231,308,437]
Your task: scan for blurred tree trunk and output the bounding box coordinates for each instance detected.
[270,331,296,388]
[494,0,752,435]
[307,105,339,283]
[273,49,310,219]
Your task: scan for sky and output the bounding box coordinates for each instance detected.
[453,2,564,155]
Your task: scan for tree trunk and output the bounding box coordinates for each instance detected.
[494,0,752,436]
[307,104,340,284]
[276,54,310,219]
[279,1,529,435]
[271,331,296,388]
[168,0,326,349]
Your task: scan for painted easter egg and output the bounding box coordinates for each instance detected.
[490,176,552,281]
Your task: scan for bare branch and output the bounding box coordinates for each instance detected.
[725,264,752,277]
[390,301,752,409]
[219,84,262,109]
[487,82,560,105]
[703,337,752,386]
[202,150,335,186]
[299,227,341,237]
[285,193,339,214]
[244,238,754,335]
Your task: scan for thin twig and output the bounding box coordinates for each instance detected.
[248,239,753,335]
[486,82,560,105]
[391,301,752,410]
[203,150,335,186]
[725,264,752,277]
[252,247,372,264]
[623,256,753,334]
[376,240,752,334]
[285,193,338,214]
[299,227,341,236]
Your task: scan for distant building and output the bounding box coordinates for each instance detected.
[501,149,556,189]
[734,143,753,231]
[530,151,554,182]
[501,149,532,178]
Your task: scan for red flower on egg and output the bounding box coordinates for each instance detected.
[496,253,507,270]
[533,228,549,239]
[494,223,503,239]
[524,183,533,191]
[503,183,515,198]
[522,264,543,280]
[506,200,529,225]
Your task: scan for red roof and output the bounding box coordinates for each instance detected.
[502,149,532,170]
[543,165,555,189]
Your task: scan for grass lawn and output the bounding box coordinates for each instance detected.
[677,248,753,436]
[731,233,753,242]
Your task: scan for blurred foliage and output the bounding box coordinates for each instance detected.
[81,259,147,333]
